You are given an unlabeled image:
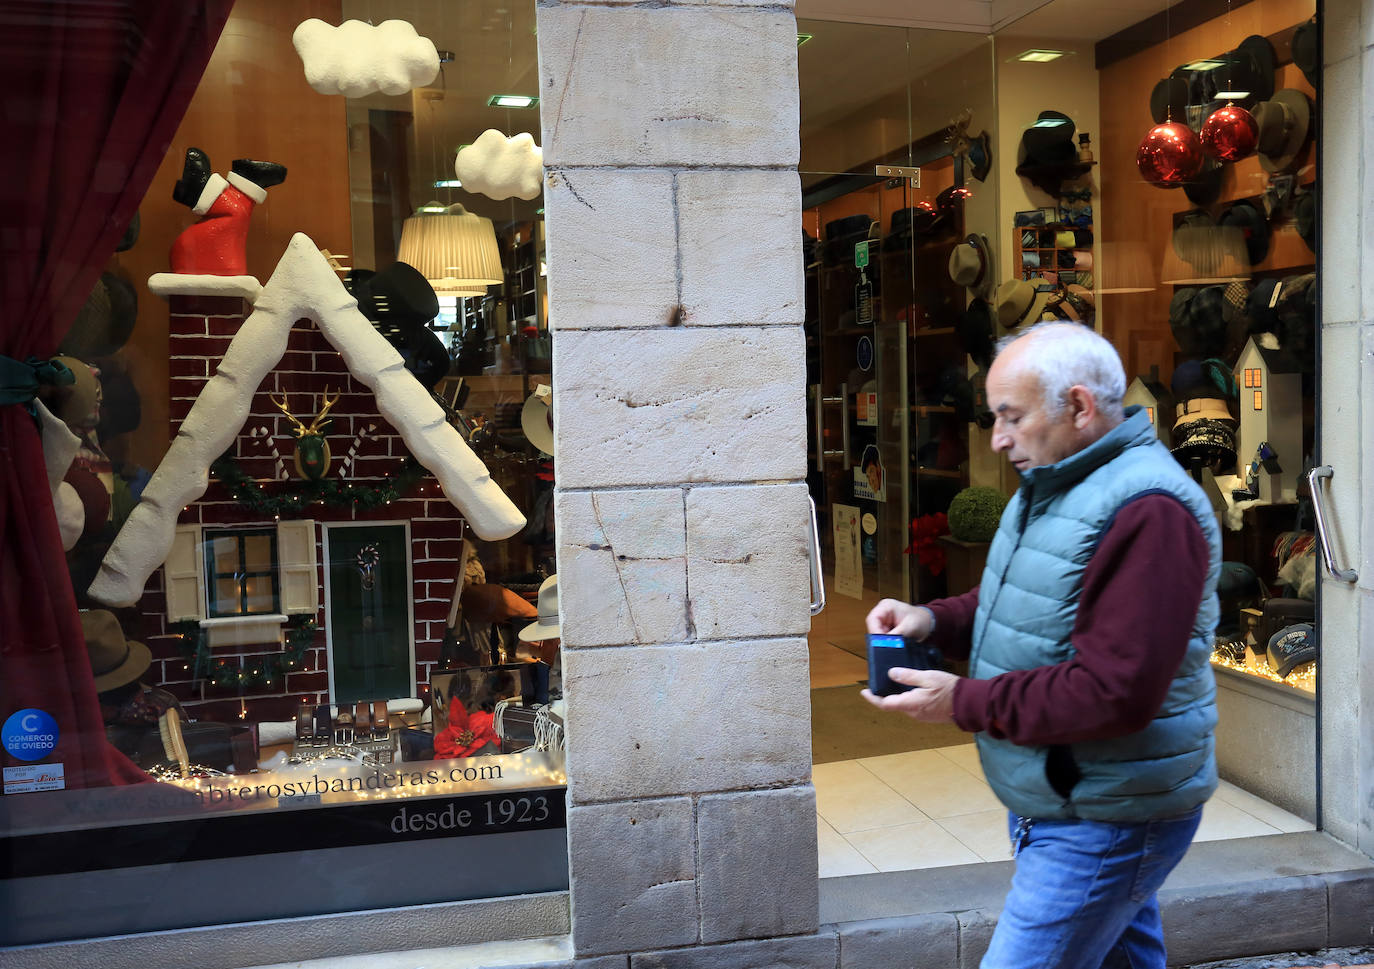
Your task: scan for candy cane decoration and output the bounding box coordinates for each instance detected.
[250,426,287,480]
[339,423,376,479]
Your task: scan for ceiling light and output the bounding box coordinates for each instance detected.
[417,204,448,214]
[1031,117,1072,128]
[488,94,538,108]
[1016,49,1066,63]
[1182,58,1226,70]
[434,179,462,188]
[1215,90,1251,100]
[797,33,813,46]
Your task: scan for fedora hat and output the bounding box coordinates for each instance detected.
[82,609,152,693]
[351,260,440,333]
[1150,75,1191,124]
[957,297,996,370]
[518,574,561,642]
[1018,110,1076,167]
[1218,199,1271,265]
[995,278,1051,330]
[521,383,554,455]
[1253,89,1312,172]
[948,234,992,291]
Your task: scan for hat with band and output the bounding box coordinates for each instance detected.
[995,278,1051,329]
[519,575,561,642]
[82,609,152,693]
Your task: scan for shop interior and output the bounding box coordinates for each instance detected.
[801,0,1323,876]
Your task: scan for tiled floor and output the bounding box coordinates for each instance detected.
[810,589,1316,877]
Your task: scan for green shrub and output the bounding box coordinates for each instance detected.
[946,486,1009,543]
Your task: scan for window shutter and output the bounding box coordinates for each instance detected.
[165,524,206,622]
[277,519,318,615]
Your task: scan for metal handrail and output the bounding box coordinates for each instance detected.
[1306,466,1358,583]
[807,496,826,616]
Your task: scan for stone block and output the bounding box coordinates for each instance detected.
[678,170,804,327]
[555,489,689,647]
[835,913,961,969]
[551,327,806,488]
[562,639,812,802]
[956,909,998,969]
[698,787,819,942]
[1320,55,1356,325]
[537,6,798,168]
[1159,874,1328,965]
[544,169,678,330]
[1327,868,1374,947]
[567,798,697,956]
[631,933,838,969]
[686,483,810,639]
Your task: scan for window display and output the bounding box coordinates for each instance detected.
[2,0,565,945]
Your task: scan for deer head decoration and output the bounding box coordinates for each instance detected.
[271,389,339,481]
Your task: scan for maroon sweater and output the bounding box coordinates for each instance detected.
[928,494,1210,746]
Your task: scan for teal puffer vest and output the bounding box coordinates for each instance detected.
[969,406,1221,822]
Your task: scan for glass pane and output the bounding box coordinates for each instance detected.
[242,574,273,613]
[214,577,242,615]
[242,534,272,572]
[212,536,239,574]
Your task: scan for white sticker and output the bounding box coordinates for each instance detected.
[4,762,65,794]
[861,513,878,535]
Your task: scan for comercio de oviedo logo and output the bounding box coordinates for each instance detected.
[3,709,59,762]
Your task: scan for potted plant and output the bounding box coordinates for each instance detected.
[939,485,1009,594]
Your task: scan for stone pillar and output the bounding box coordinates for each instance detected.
[537,1,828,962]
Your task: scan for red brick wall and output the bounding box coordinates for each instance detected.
[142,294,465,723]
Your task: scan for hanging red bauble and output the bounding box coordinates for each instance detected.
[1136,122,1205,187]
[1200,103,1259,161]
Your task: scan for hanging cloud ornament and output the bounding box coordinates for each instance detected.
[455,130,544,202]
[293,19,439,98]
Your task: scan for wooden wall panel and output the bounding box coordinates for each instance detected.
[112,0,349,472]
[1097,0,1316,384]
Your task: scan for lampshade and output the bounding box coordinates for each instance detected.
[396,203,504,294]
[1160,224,1249,285]
[1096,240,1156,294]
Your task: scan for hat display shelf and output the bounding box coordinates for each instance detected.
[1014,188,1095,320]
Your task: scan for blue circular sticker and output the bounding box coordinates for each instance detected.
[857,335,874,372]
[3,709,59,762]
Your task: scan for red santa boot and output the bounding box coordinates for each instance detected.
[170,159,287,276]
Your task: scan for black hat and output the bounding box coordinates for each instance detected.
[1176,285,1235,357]
[1019,111,1076,167]
[1218,200,1271,265]
[1274,273,1317,370]
[1291,17,1319,89]
[393,322,452,391]
[1150,75,1191,124]
[1246,278,1283,335]
[1267,622,1316,677]
[1183,158,1226,208]
[1171,416,1236,474]
[1236,35,1277,104]
[116,211,141,253]
[957,297,997,370]
[61,271,139,360]
[1294,189,1316,252]
[353,261,440,331]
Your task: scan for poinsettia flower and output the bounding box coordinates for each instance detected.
[433,695,499,758]
[903,512,949,575]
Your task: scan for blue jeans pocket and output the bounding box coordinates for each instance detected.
[1129,808,1202,903]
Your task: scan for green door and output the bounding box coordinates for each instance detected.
[325,524,413,705]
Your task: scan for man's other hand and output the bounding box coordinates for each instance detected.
[865,598,935,639]
[861,668,959,724]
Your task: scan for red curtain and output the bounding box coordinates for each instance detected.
[0,1,232,788]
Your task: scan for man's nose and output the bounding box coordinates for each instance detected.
[991,430,1011,452]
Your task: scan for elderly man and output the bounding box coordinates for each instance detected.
[865,322,1220,969]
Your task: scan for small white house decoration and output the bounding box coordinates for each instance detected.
[1124,366,1172,444]
[1233,337,1304,504]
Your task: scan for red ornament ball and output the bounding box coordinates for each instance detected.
[1200,104,1259,161]
[1136,122,1205,186]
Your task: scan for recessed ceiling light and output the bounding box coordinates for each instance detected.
[1182,58,1226,70]
[1031,117,1072,128]
[487,93,538,108]
[1016,49,1067,63]
[417,204,448,214]
[434,179,462,188]
[1215,90,1251,100]
[797,33,813,46]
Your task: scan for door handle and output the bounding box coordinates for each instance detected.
[1306,466,1358,583]
[812,384,824,473]
[839,381,850,470]
[807,495,826,616]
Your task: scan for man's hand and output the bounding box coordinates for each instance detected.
[861,668,960,724]
[865,598,935,640]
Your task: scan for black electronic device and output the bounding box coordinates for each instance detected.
[866,633,944,697]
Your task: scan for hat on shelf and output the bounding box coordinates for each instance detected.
[1294,189,1316,252]
[82,609,152,693]
[520,383,554,455]
[1149,74,1192,124]
[1218,199,1272,265]
[1171,416,1237,474]
[948,234,992,292]
[1290,17,1320,89]
[1018,110,1077,168]
[1183,158,1226,208]
[1235,35,1277,104]
[1245,277,1283,334]
[1252,89,1312,173]
[519,574,561,642]
[956,297,997,370]
[995,278,1051,330]
[1266,622,1316,678]
[60,270,139,360]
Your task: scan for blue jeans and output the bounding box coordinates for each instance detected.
[980,807,1203,969]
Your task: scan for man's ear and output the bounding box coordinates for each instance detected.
[1066,385,1097,428]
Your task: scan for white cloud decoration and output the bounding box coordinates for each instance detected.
[293,19,439,98]
[455,130,544,202]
